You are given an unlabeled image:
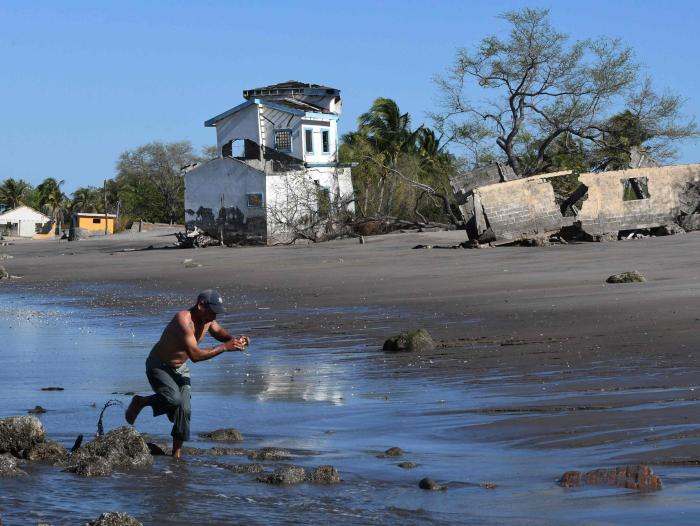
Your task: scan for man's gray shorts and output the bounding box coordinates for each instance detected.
[145,352,192,441]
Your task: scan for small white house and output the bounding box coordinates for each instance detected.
[0,205,51,237]
[185,81,355,244]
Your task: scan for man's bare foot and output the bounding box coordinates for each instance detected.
[172,436,184,459]
[125,395,145,425]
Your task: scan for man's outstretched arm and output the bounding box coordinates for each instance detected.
[180,317,244,362]
[209,321,250,348]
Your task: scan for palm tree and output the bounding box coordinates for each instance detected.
[358,98,420,215]
[37,178,67,234]
[0,178,32,211]
[71,186,102,213]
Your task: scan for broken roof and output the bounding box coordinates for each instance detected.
[243,80,339,99]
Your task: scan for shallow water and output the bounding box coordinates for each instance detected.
[1,290,700,525]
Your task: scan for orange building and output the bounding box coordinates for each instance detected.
[72,213,116,234]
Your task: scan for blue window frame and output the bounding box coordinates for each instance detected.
[321,129,330,153]
[274,129,292,152]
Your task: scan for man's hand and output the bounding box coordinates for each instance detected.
[222,336,249,352]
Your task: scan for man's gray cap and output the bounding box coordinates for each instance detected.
[197,289,225,314]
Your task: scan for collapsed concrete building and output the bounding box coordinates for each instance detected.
[451,163,700,244]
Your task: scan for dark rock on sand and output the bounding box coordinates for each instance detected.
[398,461,417,469]
[198,428,244,442]
[606,271,646,284]
[83,512,143,526]
[0,453,28,477]
[258,464,306,485]
[24,440,68,463]
[307,465,341,484]
[67,426,152,477]
[382,446,403,457]
[419,477,445,491]
[558,464,662,491]
[0,415,45,455]
[28,405,47,414]
[248,447,292,461]
[383,329,435,353]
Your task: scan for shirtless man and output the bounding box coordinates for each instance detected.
[125,289,249,458]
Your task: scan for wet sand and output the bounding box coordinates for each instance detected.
[2,229,700,523]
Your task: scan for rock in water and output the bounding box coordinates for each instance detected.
[258,465,307,485]
[83,512,143,526]
[0,416,45,455]
[383,329,435,353]
[198,428,244,442]
[558,464,662,491]
[0,453,28,477]
[418,477,444,491]
[383,447,403,457]
[606,271,646,284]
[67,426,152,477]
[307,465,341,484]
[24,440,68,463]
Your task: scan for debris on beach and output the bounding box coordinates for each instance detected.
[418,477,446,491]
[83,512,143,526]
[480,481,498,489]
[96,399,124,437]
[174,227,219,249]
[182,258,202,268]
[199,428,244,442]
[66,426,152,477]
[383,329,435,353]
[558,464,662,491]
[606,270,646,284]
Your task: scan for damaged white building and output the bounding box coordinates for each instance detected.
[184,81,355,244]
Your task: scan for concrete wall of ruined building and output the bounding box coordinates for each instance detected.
[215,104,260,154]
[184,157,267,244]
[468,163,700,241]
[259,106,303,159]
[576,164,700,235]
[473,170,572,240]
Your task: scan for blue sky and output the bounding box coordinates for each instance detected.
[1,0,698,193]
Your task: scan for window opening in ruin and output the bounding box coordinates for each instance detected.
[622,177,649,201]
[230,139,245,158]
[321,130,330,153]
[247,193,263,208]
[274,129,292,152]
[304,128,314,154]
[545,173,589,217]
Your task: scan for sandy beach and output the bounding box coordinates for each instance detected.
[2,229,700,524]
